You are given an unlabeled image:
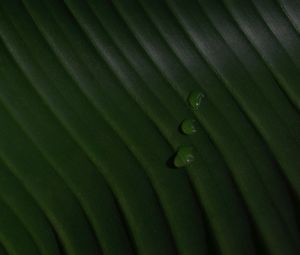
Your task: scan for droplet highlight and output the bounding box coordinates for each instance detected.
[181,119,199,135]
[188,91,205,110]
[174,146,196,168]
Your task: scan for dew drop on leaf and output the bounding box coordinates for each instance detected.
[188,91,205,110]
[174,146,196,168]
[181,119,199,135]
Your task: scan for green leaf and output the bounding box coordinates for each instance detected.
[0,0,299,254]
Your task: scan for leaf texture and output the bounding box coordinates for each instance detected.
[0,0,299,255]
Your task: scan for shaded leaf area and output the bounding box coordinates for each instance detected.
[0,0,299,254]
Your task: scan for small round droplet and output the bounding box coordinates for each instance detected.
[188,91,205,110]
[174,146,196,168]
[180,119,199,135]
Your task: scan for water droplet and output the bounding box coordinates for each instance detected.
[180,119,199,135]
[174,146,196,168]
[188,91,205,110]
